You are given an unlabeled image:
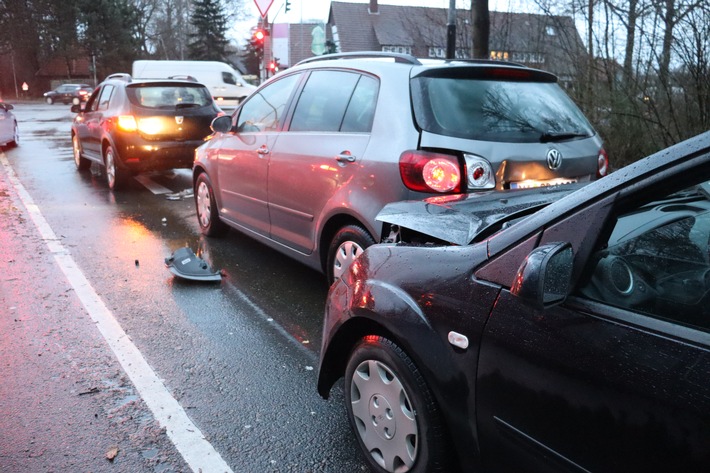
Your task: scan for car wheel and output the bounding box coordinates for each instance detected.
[72,97,80,106]
[327,224,375,284]
[195,173,228,236]
[104,145,127,190]
[45,97,54,105]
[72,135,90,170]
[345,336,450,473]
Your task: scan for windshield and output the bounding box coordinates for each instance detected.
[411,77,595,143]
[126,85,213,109]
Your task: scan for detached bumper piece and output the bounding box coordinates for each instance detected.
[165,247,222,282]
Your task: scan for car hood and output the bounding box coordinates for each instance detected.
[377,183,586,245]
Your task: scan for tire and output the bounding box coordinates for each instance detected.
[345,336,451,473]
[46,97,54,105]
[72,134,90,170]
[103,145,127,190]
[72,97,80,106]
[195,172,228,236]
[327,224,375,284]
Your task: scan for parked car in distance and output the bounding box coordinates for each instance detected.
[0,101,19,148]
[193,52,608,284]
[43,83,94,105]
[71,74,222,190]
[318,130,710,473]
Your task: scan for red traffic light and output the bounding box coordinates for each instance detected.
[253,29,265,42]
[268,61,279,72]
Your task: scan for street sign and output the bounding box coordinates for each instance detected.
[254,0,274,18]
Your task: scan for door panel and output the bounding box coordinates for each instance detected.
[267,71,378,254]
[477,294,710,472]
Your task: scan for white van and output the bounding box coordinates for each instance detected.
[132,60,256,107]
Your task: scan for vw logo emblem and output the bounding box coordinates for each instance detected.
[546,148,562,170]
[175,116,184,125]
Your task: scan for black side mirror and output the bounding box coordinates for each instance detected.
[511,242,573,310]
[70,103,83,113]
[210,115,233,133]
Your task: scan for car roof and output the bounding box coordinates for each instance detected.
[292,51,558,81]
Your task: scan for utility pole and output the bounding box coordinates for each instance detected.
[446,0,456,59]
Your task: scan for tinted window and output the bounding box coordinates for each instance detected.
[411,77,594,143]
[236,74,300,132]
[290,71,360,132]
[341,75,379,133]
[222,72,237,85]
[126,85,213,108]
[97,85,114,111]
[578,183,710,332]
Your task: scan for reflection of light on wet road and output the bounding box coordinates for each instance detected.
[0,152,234,473]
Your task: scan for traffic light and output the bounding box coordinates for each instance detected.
[285,0,291,12]
[253,28,266,45]
[250,27,268,60]
[268,60,280,73]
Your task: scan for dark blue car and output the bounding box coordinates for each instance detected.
[318,131,710,473]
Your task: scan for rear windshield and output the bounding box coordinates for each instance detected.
[126,85,213,109]
[411,77,595,143]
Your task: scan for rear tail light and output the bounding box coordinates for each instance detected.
[464,154,495,189]
[117,115,137,132]
[597,148,609,177]
[399,150,462,193]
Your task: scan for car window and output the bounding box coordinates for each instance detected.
[341,75,379,133]
[236,73,300,132]
[289,71,360,132]
[222,72,237,85]
[97,85,115,111]
[411,76,594,143]
[578,183,710,332]
[126,85,213,108]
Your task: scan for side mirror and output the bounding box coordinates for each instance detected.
[3,104,14,111]
[511,242,573,310]
[70,103,83,113]
[210,115,233,133]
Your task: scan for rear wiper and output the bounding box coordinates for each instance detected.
[539,131,588,143]
[176,103,199,109]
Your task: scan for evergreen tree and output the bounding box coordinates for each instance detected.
[77,0,141,78]
[188,0,229,61]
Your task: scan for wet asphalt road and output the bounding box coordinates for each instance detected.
[0,102,366,472]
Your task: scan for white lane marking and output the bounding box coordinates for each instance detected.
[134,174,173,194]
[0,154,233,473]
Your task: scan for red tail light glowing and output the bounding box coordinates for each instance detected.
[399,150,462,193]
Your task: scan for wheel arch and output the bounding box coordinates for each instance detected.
[318,213,379,273]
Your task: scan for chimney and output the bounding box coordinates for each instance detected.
[369,0,379,14]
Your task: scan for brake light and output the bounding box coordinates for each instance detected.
[399,151,462,193]
[117,115,137,131]
[597,148,609,177]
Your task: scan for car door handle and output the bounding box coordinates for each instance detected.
[257,145,270,156]
[336,151,356,163]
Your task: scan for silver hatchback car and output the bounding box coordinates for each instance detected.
[193,52,607,284]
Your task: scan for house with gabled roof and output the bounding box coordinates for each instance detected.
[277,0,587,89]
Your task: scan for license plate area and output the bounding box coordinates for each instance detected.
[510,178,578,189]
